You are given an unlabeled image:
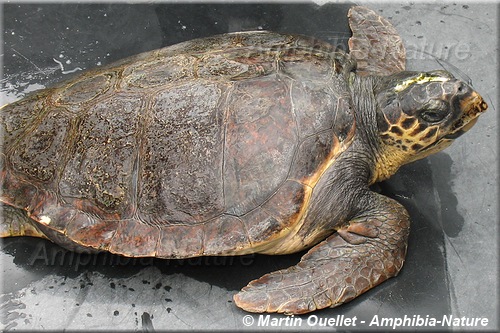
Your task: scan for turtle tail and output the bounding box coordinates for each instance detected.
[1,203,48,239]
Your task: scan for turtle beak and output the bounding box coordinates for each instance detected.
[444,88,488,140]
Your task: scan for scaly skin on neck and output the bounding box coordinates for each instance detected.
[348,73,415,185]
[369,144,411,184]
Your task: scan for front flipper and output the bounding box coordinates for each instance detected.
[233,194,410,314]
[348,6,406,76]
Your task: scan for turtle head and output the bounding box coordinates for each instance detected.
[371,70,488,181]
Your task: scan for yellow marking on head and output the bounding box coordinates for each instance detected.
[373,112,442,183]
[388,115,440,144]
[394,74,449,92]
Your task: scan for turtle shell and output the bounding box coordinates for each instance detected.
[1,31,356,257]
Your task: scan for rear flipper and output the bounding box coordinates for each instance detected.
[233,193,410,314]
[1,203,47,239]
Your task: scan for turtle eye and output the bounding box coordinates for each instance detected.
[418,100,449,123]
[420,109,447,123]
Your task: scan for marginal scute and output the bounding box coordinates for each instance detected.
[65,212,118,250]
[230,31,294,49]
[121,55,196,88]
[196,53,249,79]
[0,170,38,210]
[200,50,278,81]
[262,180,307,224]
[241,208,283,246]
[108,219,160,257]
[56,73,115,105]
[280,47,334,82]
[157,223,205,258]
[28,190,72,233]
[289,132,337,185]
[152,32,291,58]
[157,34,235,55]
[203,215,251,255]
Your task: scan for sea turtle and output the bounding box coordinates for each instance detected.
[0,6,487,314]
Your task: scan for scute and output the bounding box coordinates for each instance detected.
[121,55,196,89]
[223,75,297,216]
[203,215,251,255]
[65,212,118,250]
[157,223,205,258]
[10,108,72,182]
[291,81,340,138]
[59,95,143,213]
[138,81,225,224]
[289,131,338,185]
[0,92,51,151]
[55,73,115,105]
[109,219,160,257]
[241,208,283,246]
[280,48,335,82]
